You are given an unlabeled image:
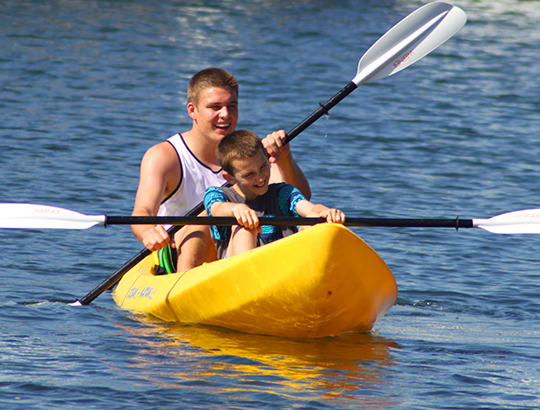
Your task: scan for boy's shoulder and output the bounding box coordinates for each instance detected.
[268,183,305,201]
[206,185,245,203]
[270,182,300,192]
[269,182,292,190]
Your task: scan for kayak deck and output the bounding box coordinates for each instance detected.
[113,223,397,338]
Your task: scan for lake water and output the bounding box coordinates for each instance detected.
[2,0,540,408]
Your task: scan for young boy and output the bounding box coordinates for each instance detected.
[204,129,345,259]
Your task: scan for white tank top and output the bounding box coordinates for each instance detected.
[158,134,225,217]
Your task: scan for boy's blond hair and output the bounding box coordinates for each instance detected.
[187,68,239,107]
[216,130,265,175]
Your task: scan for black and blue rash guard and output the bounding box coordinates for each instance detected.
[204,183,305,259]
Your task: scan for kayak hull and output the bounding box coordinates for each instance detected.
[113,223,397,338]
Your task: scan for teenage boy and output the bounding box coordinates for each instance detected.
[204,129,345,259]
[131,68,311,272]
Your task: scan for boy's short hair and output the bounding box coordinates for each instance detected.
[187,68,239,107]
[217,129,265,174]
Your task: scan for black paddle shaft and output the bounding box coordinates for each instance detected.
[75,202,205,305]
[103,215,474,229]
[285,82,358,145]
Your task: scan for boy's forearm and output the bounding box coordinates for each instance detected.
[211,202,259,229]
[131,206,156,242]
[296,200,326,218]
[131,223,153,242]
[210,202,236,217]
[309,204,329,214]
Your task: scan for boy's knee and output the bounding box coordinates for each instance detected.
[232,225,258,238]
[175,226,217,271]
[175,225,212,246]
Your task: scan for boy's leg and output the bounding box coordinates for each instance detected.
[174,224,217,272]
[227,226,258,257]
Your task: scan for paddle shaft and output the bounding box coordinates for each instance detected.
[75,201,204,305]
[285,82,357,145]
[104,215,473,229]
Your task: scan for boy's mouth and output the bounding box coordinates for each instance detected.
[215,123,231,130]
[253,181,267,189]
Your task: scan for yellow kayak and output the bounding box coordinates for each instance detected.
[113,223,397,338]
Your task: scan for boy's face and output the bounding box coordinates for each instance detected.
[188,86,239,145]
[225,149,271,200]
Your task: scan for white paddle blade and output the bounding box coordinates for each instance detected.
[474,209,540,234]
[0,203,105,230]
[353,2,466,86]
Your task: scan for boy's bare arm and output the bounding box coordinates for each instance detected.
[263,130,311,199]
[132,142,181,251]
[295,200,346,223]
[210,202,260,230]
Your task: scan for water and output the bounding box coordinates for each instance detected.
[1,0,540,408]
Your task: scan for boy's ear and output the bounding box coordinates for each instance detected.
[187,102,197,121]
[223,171,236,185]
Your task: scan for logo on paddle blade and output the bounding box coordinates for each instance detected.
[34,207,60,214]
[393,50,415,69]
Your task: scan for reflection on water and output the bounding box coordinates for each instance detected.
[118,318,399,406]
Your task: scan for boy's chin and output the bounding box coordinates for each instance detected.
[252,185,269,195]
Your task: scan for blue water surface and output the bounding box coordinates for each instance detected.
[1,0,540,408]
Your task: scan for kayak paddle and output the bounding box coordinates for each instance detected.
[2,203,540,235]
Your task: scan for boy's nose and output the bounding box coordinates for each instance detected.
[218,106,229,117]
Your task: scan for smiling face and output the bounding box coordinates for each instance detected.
[225,148,270,200]
[188,86,239,146]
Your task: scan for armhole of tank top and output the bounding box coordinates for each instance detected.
[179,134,223,175]
[160,139,183,205]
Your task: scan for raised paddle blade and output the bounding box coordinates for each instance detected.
[0,203,105,230]
[473,209,540,234]
[353,2,466,85]
[283,3,466,145]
